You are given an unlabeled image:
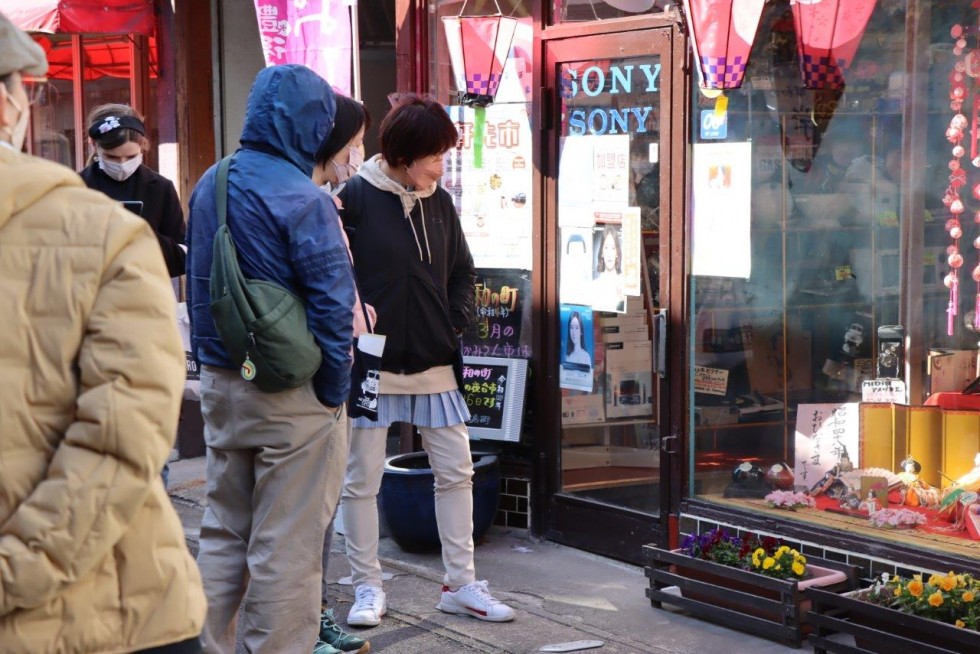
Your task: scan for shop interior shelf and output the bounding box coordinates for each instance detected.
[563,416,658,429]
[562,465,658,491]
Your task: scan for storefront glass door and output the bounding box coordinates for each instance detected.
[544,27,677,562]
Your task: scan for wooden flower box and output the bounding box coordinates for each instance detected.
[807,587,980,654]
[643,545,857,648]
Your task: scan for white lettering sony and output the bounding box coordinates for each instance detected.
[564,62,661,97]
[563,62,660,136]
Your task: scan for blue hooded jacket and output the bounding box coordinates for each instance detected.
[186,65,355,406]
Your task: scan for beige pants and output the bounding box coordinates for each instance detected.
[342,422,476,589]
[197,366,349,654]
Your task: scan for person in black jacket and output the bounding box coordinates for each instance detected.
[337,94,515,628]
[80,103,186,278]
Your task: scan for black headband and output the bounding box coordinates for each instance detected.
[87,114,145,140]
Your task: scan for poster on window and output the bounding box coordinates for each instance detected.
[560,227,594,306]
[793,403,860,491]
[592,134,630,206]
[592,222,627,313]
[558,135,595,218]
[444,105,533,270]
[691,141,752,278]
[593,206,642,298]
[559,304,594,392]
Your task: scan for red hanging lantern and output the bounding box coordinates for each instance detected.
[790,0,878,90]
[442,0,518,107]
[682,0,766,91]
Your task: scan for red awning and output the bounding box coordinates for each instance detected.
[34,34,159,80]
[0,0,156,36]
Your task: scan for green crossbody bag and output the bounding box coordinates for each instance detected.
[208,155,321,392]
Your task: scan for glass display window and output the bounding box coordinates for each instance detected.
[686,0,980,562]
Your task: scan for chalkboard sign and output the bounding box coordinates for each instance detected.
[460,269,532,359]
[461,356,528,442]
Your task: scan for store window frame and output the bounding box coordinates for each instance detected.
[680,0,980,577]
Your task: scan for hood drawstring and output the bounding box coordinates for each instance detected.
[357,154,437,265]
[406,199,432,264]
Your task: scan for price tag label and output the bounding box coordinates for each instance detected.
[862,379,906,403]
[835,265,852,281]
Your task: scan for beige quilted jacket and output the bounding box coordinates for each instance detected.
[0,147,206,653]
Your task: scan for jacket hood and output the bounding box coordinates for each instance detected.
[239,64,336,177]
[359,155,437,217]
[0,146,82,231]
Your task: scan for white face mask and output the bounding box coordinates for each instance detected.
[98,151,142,181]
[332,145,363,185]
[7,94,29,152]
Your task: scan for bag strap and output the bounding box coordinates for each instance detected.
[340,176,374,335]
[216,155,233,228]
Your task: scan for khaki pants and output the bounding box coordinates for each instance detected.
[342,422,476,589]
[197,366,348,654]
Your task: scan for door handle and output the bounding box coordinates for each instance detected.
[661,432,679,455]
[652,309,668,378]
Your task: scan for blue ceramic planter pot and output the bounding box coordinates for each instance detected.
[379,451,500,553]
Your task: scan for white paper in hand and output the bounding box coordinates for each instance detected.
[358,333,386,357]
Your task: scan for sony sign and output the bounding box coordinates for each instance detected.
[563,62,661,136]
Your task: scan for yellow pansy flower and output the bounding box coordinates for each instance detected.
[928,574,942,586]
[763,557,775,570]
[908,580,924,597]
[956,620,966,628]
[792,562,805,576]
[940,576,957,592]
[963,591,975,602]
[893,587,902,597]
[928,591,944,607]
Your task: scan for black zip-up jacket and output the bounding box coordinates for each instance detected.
[339,175,475,375]
[80,163,186,277]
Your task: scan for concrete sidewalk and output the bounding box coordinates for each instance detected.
[167,457,815,654]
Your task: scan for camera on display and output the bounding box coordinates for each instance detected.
[877,325,905,379]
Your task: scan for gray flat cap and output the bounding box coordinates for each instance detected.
[0,11,48,78]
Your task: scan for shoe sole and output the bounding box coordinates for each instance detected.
[346,610,386,628]
[435,599,515,622]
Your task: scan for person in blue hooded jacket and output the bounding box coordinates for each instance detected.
[185,65,356,654]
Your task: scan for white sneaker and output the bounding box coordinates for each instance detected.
[436,580,515,622]
[347,585,386,627]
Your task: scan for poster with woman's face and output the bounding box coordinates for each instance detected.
[559,303,594,392]
[592,224,626,313]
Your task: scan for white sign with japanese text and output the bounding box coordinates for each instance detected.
[693,366,729,396]
[794,403,860,490]
[444,104,533,270]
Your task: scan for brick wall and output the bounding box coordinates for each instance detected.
[495,476,530,529]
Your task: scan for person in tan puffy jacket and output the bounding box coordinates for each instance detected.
[0,12,206,654]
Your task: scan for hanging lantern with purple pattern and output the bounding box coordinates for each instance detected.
[682,0,766,92]
[442,0,518,107]
[791,0,878,90]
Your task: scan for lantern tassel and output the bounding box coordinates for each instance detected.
[950,294,957,336]
[473,106,485,169]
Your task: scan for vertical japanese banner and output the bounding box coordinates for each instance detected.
[253,0,353,95]
[793,403,860,490]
